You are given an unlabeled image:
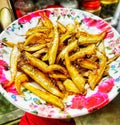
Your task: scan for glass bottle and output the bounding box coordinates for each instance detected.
[34,0,55,10]
[14,0,35,18]
[100,0,119,19]
[59,0,79,9]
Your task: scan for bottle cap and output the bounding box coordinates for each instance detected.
[101,0,118,4]
[82,0,101,10]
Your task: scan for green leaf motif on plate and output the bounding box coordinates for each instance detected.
[66,113,72,118]
[117,87,120,92]
[106,46,112,50]
[31,110,38,115]
[2,49,8,55]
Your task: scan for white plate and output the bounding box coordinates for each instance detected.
[0,8,120,118]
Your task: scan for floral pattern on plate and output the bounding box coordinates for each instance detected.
[0,8,120,118]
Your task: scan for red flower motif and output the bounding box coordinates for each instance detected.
[71,95,85,109]
[83,17,97,27]
[85,92,109,112]
[83,17,114,39]
[18,15,32,24]
[0,60,17,94]
[0,60,9,84]
[0,60,7,68]
[71,92,109,112]
[105,31,114,39]
[0,73,9,85]
[96,20,108,29]
[5,83,18,95]
[98,78,114,93]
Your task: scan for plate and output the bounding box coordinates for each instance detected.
[0,8,120,119]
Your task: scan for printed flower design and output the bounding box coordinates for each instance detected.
[71,95,85,109]
[0,60,9,86]
[115,76,120,83]
[33,97,42,105]
[108,38,120,55]
[51,8,76,19]
[11,94,17,101]
[85,92,109,112]
[0,60,17,94]
[29,103,38,110]
[71,92,109,112]
[98,78,114,93]
[37,105,56,118]
[83,17,114,39]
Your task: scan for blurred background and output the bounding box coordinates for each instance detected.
[0,0,120,124]
[0,0,120,31]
